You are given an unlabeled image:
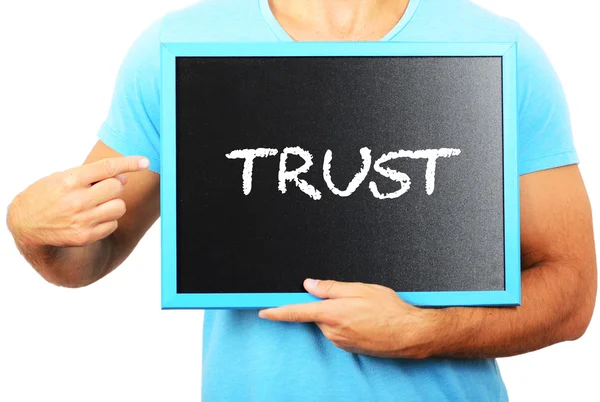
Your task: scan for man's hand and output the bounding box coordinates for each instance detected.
[260,166,596,360]
[6,149,155,288]
[259,278,440,358]
[8,156,149,249]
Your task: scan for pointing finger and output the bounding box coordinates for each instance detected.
[76,156,149,186]
[258,301,332,323]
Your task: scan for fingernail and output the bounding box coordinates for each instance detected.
[115,174,128,185]
[139,158,150,169]
[305,278,319,290]
[258,310,267,318]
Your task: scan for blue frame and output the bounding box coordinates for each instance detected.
[160,42,520,309]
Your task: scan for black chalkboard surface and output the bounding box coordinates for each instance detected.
[160,43,520,308]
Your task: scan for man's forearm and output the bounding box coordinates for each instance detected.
[7,203,116,288]
[426,261,596,359]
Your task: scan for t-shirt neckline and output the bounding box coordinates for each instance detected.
[259,0,421,42]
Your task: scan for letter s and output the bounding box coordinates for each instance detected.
[368,151,411,199]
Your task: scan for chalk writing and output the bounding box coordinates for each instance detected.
[227,147,461,199]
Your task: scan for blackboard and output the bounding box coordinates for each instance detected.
[160,43,520,308]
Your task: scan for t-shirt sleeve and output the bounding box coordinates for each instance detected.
[96,19,162,173]
[516,26,578,176]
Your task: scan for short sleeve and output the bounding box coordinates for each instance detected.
[96,19,162,173]
[516,26,578,176]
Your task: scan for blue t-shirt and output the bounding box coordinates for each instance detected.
[97,0,578,400]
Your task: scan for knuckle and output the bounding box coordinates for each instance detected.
[71,229,91,247]
[381,285,398,296]
[100,221,119,238]
[107,220,119,234]
[61,172,78,189]
[49,171,63,182]
[287,311,301,322]
[129,159,139,172]
[68,196,87,213]
[331,341,343,350]
[114,199,127,217]
[68,212,90,239]
[67,211,81,228]
[370,283,388,292]
[323,328,340,342]
[331,338,348,349]
[107,178,125,195]
[312,311,325,323]
[325,314,341,327]
[322,280,336,293]
[101,159,116,177]
[331,332,346,345]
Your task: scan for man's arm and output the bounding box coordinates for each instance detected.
[6,140,160,288]
[430,164,596,358]
[259,164,597,359]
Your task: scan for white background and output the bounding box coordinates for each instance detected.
[0,1,598,401]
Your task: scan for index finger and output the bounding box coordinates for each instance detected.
[76,156,150,185]
[258,300,332,323]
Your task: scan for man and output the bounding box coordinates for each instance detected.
[6,0,597,400]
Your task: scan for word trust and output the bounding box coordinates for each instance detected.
[225,147,461,200]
